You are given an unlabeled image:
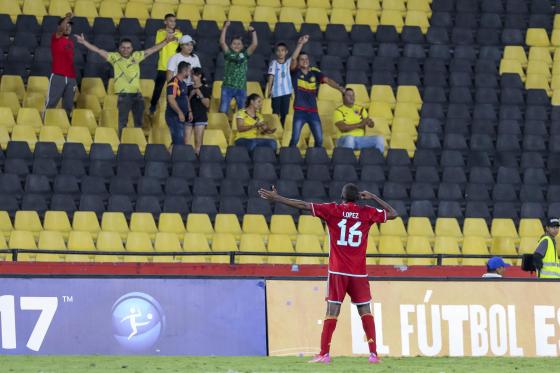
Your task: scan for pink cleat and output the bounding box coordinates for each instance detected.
[308,353,331,364]
[368,353,381,364]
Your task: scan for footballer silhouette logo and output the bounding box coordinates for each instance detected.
[111,292,165,351]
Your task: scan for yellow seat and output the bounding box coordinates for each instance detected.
[101,212,130,240]
[396,85,422,107]
[208,233,235,263]
[0,211,13,240]
[81,78,106,100]
[318,84,343,103]
[404,10,429,32]
[94,127,120,152]
[307,0,330,7]
[121,128,147,153]
[74,0,99,22]
[282,0,305,8]
[148,126,172,147]
[202,4,227,23]
[0,233,8,261]
[330,9,355,31]
[257,0,281,8]
[242,214,269,234]
[519,236,540,255]
[366,234,378,265]
[130,212,158,239]
[43,211,72,239]
[66,126,93,151]
[72,211,101,239]
[270,215,298,240]
[503,46,528,67]
[99,0,124,21]
[332,0,355,11]
[527,60,551,77]
[394,102,419,122]
[529,47,553,65]
[247,81,265,97]
[407,217,434,242]
[94,231,124,262]
[355,9,378,30]
[297,215,324,237]
[0,126,9,148]
[38,231,66,262]
[207,112,232,139]
[0,106,16,133]
[380,9,403,31]
[525,74,551,93]
[232,0,256,7]
[23,0,46,19]
[39,126,65,150]
[228,5,252,25]
[100,108,119,132]
[182,232,211,263]
[380,217,407,240]
[124,2,150,23]
[499,59,525,79]
[23,92,46,112]
[389,133,416,156]
[158,213,186,238]
[378,235,406,265]
[11,125,38,148]
[461,236,489,266]
[295,234,325,265]
[207,0,230,6]
[346,83,370,105]
[267,234,295,264]
[44,108,70,134]
[202,129,228,152]
[71,109,97,135]
[551,29,560,47]
[371,85,396,108]
[305,8,329,31]
[214,213,242,239]
[491,237,517,261]
[0,92,21,117]
[238,233,266,264]
[463,218,491,240]
[14,211,42,238]
[491,218,519,239]
[27,76,49,95]
[0,75,25,101]
[125,232,154,262]
[186,213,214,239]
[382,0,405,12]
[391,117,416,137]
[253,6,278,24]
[552,89,560,105]
[526,28,550,47]
[407,0,431,12]
[66,231,95,262]
[153,232,183,263]
[358,0,381,11]
[48,0,71,16]
[16,108,42,133]
[435,218,463,240]
[279,7,303,28]
[434,236,461,265]
[406,236,434,265]
[151,3,177,20]
[519,218,544,238]
[0,0,21,20]
[177,4,201,25]
[9,231,38,262]
[77,94,102,120]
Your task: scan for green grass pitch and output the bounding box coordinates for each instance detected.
[0,356,557,373]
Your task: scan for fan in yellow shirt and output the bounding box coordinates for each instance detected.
[235,94,277,153]
[334,88,384,153]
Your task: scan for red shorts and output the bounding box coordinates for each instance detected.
[326,272,371,305]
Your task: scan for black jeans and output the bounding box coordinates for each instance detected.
[271,94,291,126]
[149,70,167,113]
[117,92,144,135]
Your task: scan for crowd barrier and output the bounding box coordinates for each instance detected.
[1,277,559,357]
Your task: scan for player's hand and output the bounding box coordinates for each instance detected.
[359,191,378,200]
[224,21,231,28]
[178,112,186,123]
[258,185,279,200]
[65,12,73,19]
[366,118,375,128]
[248,26,255,32]
[75,33,86,44]
[298,35,309,45]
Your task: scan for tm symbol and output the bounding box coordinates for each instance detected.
[62,296,73,303]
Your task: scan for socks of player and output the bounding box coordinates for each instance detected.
[361,313,377,354]
[319,317,338,355]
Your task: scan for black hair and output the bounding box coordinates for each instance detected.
[231,35,243,43]
[191,67,206,83]
[275,42,288,50]
[164,14,176,20]
[345,87,354,93]
[119,38,133,46]
[177,61,191,74]
[342,183,360,202]
[245,93,261,108]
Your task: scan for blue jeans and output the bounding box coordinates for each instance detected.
[165,113,185,145]
[219,86,247,113]
[337,135,385,153]
[290,110,322,147]
[235,138,277,153]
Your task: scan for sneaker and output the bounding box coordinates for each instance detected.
[308,353,331,364]
[368,353,381,364]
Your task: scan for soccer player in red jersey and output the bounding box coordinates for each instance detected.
[259,183,398,364]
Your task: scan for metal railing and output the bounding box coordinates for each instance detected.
[0,249,522,266]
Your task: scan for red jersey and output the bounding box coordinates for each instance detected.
[311,202,387,276]
[51,33,76,78]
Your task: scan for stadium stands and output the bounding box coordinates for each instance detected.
[0,0,559,265]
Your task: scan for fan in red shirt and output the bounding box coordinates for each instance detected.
[259,183,398,364]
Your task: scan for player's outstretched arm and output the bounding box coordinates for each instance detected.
[359,191,399,220]
[258,186,311,211]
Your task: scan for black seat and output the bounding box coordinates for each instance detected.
[24,174,51,195]
[302,180,327,199]
[438,201,463,219]
[163,196,190,216]
[520,185,545,203]
[276,179,300,198]
[307,165,331,182]
[219,179,246,199]
[350,24,374,42]
[520,203,545,219]
[171,145,197,163]
[32,158,58,179]
[465,183,491,201]
[79,194,106,217]
[80,176,108,199]
[437,183,463,201]
[440,151,465,167]
[252,147,276,164]
[144,161,170,181]
[225,146,251,164]
[165,177,192,199]
[135,196,162,214]
[279,164,305,182]
[219,197,245,216]
[523,168,547,186]
[109,176,135,197]
[225,163,251,183]
[116,144,143,164]
[6,141,33,161]
[62,143,88,161]
[144,144,170,163]
[191,196,217,216]
[442,167,467,184]
[305,147,329,165]
[410,183,436,201]
[89,160,115,180]
[50,194,77,215]
[107,195,133,215]
[21,194,48,215]
[329,181,346,200]
[246,197,272,217]
[199,145,224,163]
[359,148,385,166]
[116,162,142,181]
[53,175,80,200]
[198,163,224,180]
[465,201,491,220]
[137,177,164,199]
[253,163,277,182]
[382,182,408,200]
[360,166,385,183]
[493,202,519,219]
[192,177,218,197]
[171,162,196,181]
[0,174,23,197]
[15,15,40,34]
[410,200,435,219]
[492,184,517,202]
[5,159,30,178]
[496,167,521,185]
[332,165,358,182]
